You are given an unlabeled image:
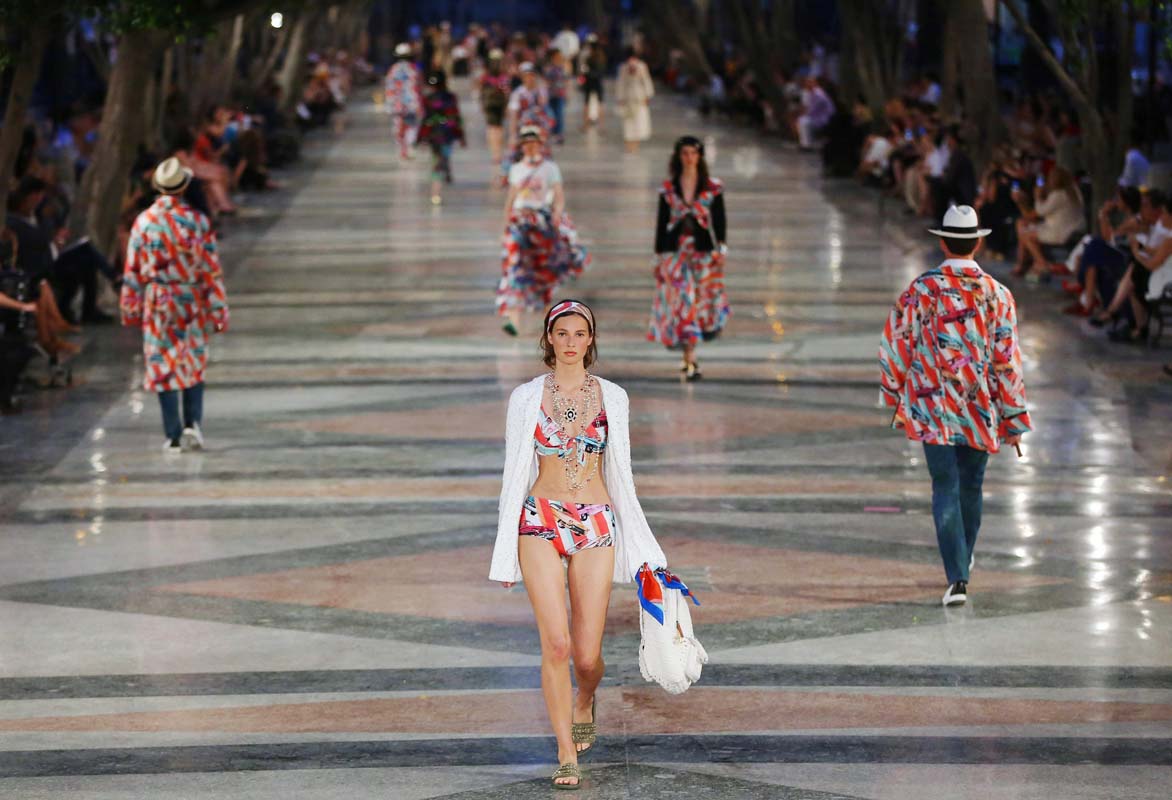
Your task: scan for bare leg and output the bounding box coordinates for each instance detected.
[1022,233,1048,276]
[518,537,579,786]
[683,342,696,369]
[567,546,615,752]
[486,125,503,165]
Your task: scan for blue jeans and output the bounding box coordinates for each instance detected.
[158,383,204,442]
[548,97,565,136]
[922,443,989,583]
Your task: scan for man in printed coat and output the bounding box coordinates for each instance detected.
[880,205,1032,606]
[121,158,229,454]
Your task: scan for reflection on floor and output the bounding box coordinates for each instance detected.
[0,84,1169,799]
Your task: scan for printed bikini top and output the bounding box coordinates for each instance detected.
[534,406,608,462]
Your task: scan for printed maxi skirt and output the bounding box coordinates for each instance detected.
[496,208,590,313]
[648,234,730,348]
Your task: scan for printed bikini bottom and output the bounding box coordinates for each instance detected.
[518,495,616,558]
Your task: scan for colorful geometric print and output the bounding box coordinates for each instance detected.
[648,236,729,349]
[501,86,553,176]
[416,91,464,147]
[661,177,722,238]
[518,495,615,558]
[385,61,422,118]
[534,407,608,461]
[880,258,1032,453]
[121,195,229,393]
[495,208,589,313]
[635,563,700,626]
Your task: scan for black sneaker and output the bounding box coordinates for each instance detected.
[942,580,967,606]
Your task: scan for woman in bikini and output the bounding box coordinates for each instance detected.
[489,300,668,789]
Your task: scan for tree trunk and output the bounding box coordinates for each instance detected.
[643,0,714,81]
[220,14,246,103]
[69,29,169,258]
[727,0,791,131]
[951,0,1006,169]
[839,0,905,118]
[0,17,52,223]
[277,10,313,115]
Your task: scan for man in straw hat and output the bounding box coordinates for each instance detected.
[120,157,229,454]
[880,205,1032,606]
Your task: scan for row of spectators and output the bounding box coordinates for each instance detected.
[0,47,365,414]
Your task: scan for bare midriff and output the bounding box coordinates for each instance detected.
[529,452,613,506]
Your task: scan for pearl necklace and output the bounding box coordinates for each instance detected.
[546,372,600,492]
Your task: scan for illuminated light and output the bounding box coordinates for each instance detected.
[1093,620,1111,633]
[89,454,107,474]
[776,373,788,384]
[1084,500,1106,517]
[1138,631,1150,640]
[270,12,284,28]
[74,530,86,541]
[91,428,105,442]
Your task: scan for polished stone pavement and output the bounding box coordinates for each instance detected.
[0,83,1170,799]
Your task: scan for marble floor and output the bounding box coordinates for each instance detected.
[0,84,1170,799]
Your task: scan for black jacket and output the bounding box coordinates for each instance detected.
[654,179,726,253]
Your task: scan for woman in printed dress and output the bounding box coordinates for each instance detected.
[648,136,729,380]
[416,71,466,205]
[496,126,589,336]
[120,158,229,453]
[385,43,423,160]
[502,63,554,183]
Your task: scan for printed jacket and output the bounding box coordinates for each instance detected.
[416,90,465,146]
[385,61,422,117]
[655,178,726,253]
[880,258,1031,452]
[121,195,228,392]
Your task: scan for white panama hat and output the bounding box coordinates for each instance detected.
[928,205,992,239]
[151,157,193,195]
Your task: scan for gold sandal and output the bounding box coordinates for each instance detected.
[571,695,597,754]
[552,762,581,790]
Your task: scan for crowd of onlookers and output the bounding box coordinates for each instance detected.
[652,36,1172,353]
[0,47,368,414]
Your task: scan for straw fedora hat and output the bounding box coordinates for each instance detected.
[927,205,991,239]
[151,157,193,195]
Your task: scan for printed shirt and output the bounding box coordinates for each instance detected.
[544,65,568,99]
[879,259,1032,453]
[509,158,562,210]
[385,61,422,116]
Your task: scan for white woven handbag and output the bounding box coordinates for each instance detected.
[636,566,708,695]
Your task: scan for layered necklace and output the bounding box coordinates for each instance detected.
[545,372,600,492]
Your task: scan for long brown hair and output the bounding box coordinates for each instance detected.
[539,300,598,369]
[669,136,711,192]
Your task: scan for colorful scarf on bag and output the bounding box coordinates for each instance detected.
[636,563,699,625]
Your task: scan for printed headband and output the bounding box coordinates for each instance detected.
[675,135,704,155]
[547,300,594,333]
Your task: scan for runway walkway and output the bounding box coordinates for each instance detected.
[0,84,1169,799]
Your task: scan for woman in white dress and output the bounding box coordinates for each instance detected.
[616,48,653,153]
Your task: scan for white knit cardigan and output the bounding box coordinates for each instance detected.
[489,375,668,584]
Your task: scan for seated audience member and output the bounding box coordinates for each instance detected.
[6,176,116,326]
[1118,133,1151,189]
[172,129,234,217]
[1092,189,1168,335]
[794,76,833,151]
[1012,166,1085,278]
[858,127,899,187]
[821,98,870,178]
[1109,195,1172,343]
[1063,186,1144,316]
[935,126,977,219]
[974,147,1026,257]
[234,128,278,192]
